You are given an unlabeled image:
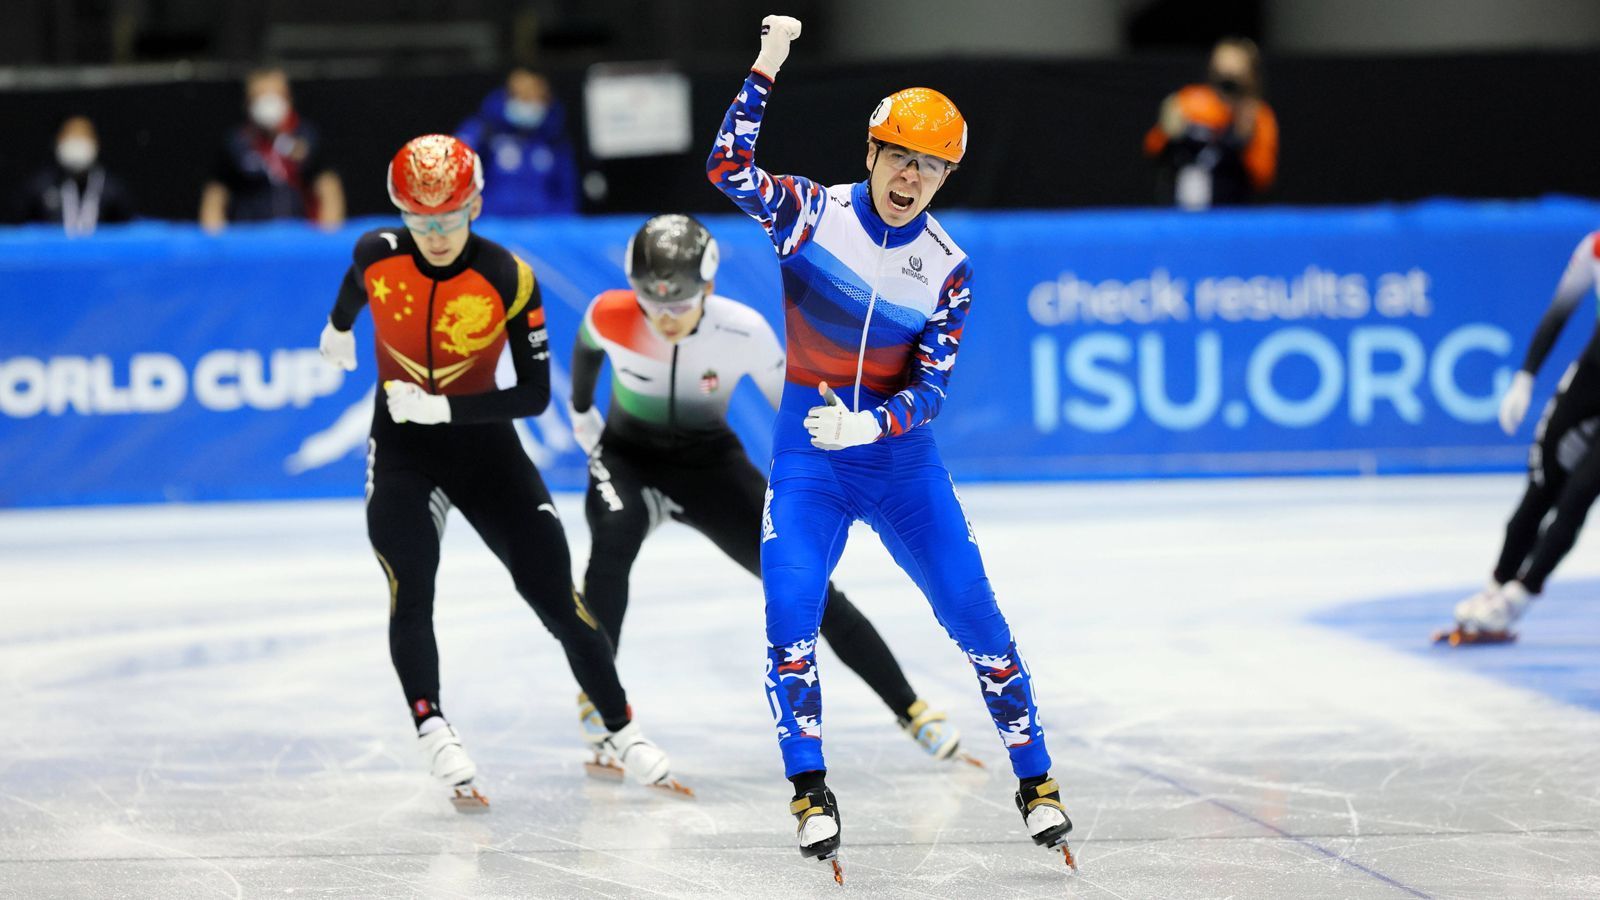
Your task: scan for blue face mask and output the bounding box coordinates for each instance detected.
[504,99,548,129]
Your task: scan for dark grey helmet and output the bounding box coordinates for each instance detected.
[625,214,720,305]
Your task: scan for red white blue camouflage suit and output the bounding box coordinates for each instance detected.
[708,70,1053,780]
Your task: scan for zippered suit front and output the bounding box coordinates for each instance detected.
[708,71,1053,780]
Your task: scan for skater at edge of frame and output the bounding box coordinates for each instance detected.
[568,212,977,766]
[315,134,686,809]
[706,14,1077,879]
[1441,229,1600,645]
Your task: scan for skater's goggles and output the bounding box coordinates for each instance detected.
[873,142,955,179]
[638,295,701,317]
[400,206,473,235]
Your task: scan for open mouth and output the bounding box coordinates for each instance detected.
[887,190,915,214]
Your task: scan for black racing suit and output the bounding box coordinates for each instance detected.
[329,228,630,731]
[1494,231,1600,594]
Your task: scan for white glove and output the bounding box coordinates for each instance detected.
[385,380,451,425]
[319,319,356,371]
[753,15,802,79]
[804,382,881,450]
[1498,370,1534,436]
[569,403,605,456]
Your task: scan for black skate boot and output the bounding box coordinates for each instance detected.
[791,786,844,885]
[1016,775,1077,870]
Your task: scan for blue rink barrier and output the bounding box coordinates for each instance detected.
[2,198,1598,507]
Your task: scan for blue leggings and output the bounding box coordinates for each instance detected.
[760,433,1052,780]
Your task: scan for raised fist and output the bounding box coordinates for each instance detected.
[754,15,803,79]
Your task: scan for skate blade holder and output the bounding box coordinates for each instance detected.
[1049,837,1079,872]
[586,754,696,798]
[647,777,696,799]
[803,836,843,884]
[584,752,626,781]
[450,785,490,813]
[956,752,987,770]
[1432,627,1517,647]
[815,850,844,886]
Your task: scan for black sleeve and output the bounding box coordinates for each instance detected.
[328,230,393,329]
[1521,235,1597,375]
[328,265,367,330]
[448,251,552,424]
[1524,308,1575,375]
[570,332,606,412]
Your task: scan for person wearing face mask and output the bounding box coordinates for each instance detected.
[1144,36,1279,210]
[17,115,134,234]
[316,134,687,810]
[455,68,579,217]
[568,213,975,772]
[199,67,345,232]
[708,15,1076,880]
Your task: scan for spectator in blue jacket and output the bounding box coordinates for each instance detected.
[457,69,580,217]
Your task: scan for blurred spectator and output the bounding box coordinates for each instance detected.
[1144,38,1278,210]
[16,116,135,235]
[199,67,344,232]
[456,68,579,217]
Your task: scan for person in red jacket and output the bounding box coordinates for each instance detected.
[1144,37,1278,209]
[316,134,685,809]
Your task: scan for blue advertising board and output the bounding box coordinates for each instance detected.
[2,198,1596,507]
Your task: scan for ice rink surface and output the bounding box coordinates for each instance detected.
[2,474,1598,899]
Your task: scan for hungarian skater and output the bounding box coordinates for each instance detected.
[569,212,974,766]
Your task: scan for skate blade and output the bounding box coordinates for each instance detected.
[584,754,626,782]
[956,752,987,770]
[1432,626,1517,646]
[827,856,844,886]
[1054,839,1079,872]
[450,785,490,813]
[647,777,696,799]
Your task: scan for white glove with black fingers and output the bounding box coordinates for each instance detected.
[1498,370,1535,436]
[753,15,802,79]
[569,404,605,456]
[385,380,452,425]
[804,382,882,451]
[319,319,357,371]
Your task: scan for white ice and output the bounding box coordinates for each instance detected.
[2,475,1598,898]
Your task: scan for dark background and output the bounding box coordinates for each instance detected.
[5,0,1600,220]
[4,49,1599,220]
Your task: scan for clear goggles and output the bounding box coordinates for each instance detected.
[876,143,954,180]
[400,206,473,236]
[639,295,701,318]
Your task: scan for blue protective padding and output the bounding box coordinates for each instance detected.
[4,197,1600,506]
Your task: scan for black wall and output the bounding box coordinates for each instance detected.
[5,50,1599,221]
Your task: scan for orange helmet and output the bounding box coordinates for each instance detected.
[867,87,967,164]
[386,134,484,214]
